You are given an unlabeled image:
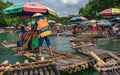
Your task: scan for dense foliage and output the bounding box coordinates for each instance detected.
[79,0,120,19]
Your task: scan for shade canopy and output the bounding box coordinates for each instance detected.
[69,16,88,22]
[3,2,57,16]
[27,20,56,25]
[99,8,120,16]
[111,17,120,22]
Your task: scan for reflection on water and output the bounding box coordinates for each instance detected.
[2,32,120,75]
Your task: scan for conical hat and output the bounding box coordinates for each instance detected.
[32,13,43,17]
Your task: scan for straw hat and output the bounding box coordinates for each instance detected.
[32,13,43,17]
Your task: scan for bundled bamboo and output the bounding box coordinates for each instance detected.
[90,52,120,75]
[0,60,60,75]
[0,60,11,75]
[2,41,93,74]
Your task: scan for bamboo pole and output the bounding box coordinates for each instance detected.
[108,52,120,60]
[89,52,105,64]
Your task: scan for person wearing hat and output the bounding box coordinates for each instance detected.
[32,13,53,57]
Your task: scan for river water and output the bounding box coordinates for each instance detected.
[0,32,120,75]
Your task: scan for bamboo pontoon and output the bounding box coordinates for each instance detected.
[70,36,120,42]
[90,52,120,75]
[71,42,120,75]
[1,41,93,74]
[0,60,60,75]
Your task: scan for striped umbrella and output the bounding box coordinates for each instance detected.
[3,2,57,16]
[27,20,56,25]
[99,8,120,16]
[48,20,56,24]
[111,17,120,22]
[97,19,111,26]
[69,16,88,22]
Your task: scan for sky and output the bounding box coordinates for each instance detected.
[4,0,89,17]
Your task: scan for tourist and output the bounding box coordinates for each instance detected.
[72,25,78,36]
[32,13,53,58]
[18,26,26,47]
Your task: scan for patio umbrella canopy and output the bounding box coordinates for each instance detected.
[99,8,120,16]
[27,20,56,25]
[69,16,88,22]
[48,20,56,24]
[3,2,57,16]
[111,17,120,22]
[54,23,62,26]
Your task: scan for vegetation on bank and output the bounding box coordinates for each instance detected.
[79,0,120,19]
[0,0,120,26]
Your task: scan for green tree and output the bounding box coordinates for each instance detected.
[79,0,120,19]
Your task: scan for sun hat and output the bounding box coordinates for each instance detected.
[32,13,43,17]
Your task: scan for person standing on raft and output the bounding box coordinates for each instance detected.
[32,13,53,57]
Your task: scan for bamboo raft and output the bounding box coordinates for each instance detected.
[0,60,60,75]
[71,42,120,74]
[90,52,120,75]
[71,42,120,58]
[2,41,93,74]
[52,33,72,37]
[70,36,120,43]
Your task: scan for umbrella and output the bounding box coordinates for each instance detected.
[99,8,120,16]
[85,20,97,25]
[111,17,120,22]
[3,2,57,16]
[27,21,35,25]
[54,23,62,26]
[48,20,56,24]
[69,16,87,22]
[27,20,56,25]
[98,19,111,26]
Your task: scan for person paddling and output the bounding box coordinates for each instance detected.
[32,13,53,58]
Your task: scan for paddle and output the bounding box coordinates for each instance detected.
[18,27,36,57]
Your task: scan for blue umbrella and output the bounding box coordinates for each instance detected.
[69,16,87,22]
[111,17,120,22]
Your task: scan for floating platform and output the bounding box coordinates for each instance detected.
[52,33,72,37]
[70,36,120,42]
[2,41,93,74]
[71,42,120,75]
[0,60,60,75]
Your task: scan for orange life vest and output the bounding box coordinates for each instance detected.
[36,17,49,30]
[92,24,97,27]
[24,32,30,41]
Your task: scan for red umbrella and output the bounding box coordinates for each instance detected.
[3,2,57,16]
[99,8,120,16]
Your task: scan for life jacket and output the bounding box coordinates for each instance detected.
[92,24,97,28]
[36,17,49,30]
[24,32,30,41]
[32,31,38,38]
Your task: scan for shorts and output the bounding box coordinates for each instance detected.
[38,36,51,47]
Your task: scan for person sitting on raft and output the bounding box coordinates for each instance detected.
[18,26,31,48]
[18,26,26,47]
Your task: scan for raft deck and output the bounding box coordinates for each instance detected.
[0,60,60,75]
[71,42,120,74]
[2,41,93,74]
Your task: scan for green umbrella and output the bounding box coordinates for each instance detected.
[27,20,56,26]
[27,21,35,25]
[48,20,56,24]
[3,2,57,16]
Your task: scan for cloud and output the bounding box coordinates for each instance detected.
[60,0,81,5]
[3,0,89,17]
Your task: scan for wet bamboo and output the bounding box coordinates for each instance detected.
[47,66,55,75]
[108,52,120,60]
[89,52,105,64]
